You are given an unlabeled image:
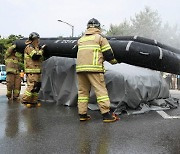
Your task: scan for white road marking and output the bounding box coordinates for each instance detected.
[156,111,180,119]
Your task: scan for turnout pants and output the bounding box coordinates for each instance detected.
[77,72,110,114]
[22,73,41,104]
[6,73,21,99]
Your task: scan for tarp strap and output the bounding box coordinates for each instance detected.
[54,40,60,43]
[158,47,163,60]
[154,40,158,45]
[133,36,138,39]
[126,41,133,51]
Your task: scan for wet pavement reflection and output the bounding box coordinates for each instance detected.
[0,95,180,154]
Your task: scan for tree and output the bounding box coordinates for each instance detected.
[106,20,132,36]
[106,7,180,49]
[130,7,161,39]
[0,34,24,64]
[159,23,180,48]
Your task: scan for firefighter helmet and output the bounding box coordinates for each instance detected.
[29,32,40,41]
[87,18,101,29]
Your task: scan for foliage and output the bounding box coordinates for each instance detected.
[0,35,23,64]
[106,7,180,48]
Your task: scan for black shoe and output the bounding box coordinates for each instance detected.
[102,112,117,123]
[79,114,91,121]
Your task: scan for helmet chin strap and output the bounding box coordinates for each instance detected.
[88,26,101,30]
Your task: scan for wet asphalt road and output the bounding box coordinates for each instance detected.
[0,89,180,154]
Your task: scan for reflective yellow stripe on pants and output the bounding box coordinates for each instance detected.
[6,68,17,74]
[7,90,11,94]
[24,90,32,97]
[78,97,89,103]
[97,96,109,103]
[14,89,20,94]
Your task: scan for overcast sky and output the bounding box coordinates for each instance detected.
[0,0,180,37]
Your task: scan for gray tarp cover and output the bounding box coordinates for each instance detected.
[39,57,176,114]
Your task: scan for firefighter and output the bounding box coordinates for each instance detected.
[21,32,45,108]
[5,45,23,101]
[76,18,118,123]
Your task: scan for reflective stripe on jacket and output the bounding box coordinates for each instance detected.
[76,28,116,73]
[4,45,23,74]
[24,43,43,74]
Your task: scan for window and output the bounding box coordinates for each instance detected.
[1,66,6,71]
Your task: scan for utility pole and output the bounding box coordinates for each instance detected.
[57,20,74,37]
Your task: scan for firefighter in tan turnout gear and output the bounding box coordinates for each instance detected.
[4,45,23,101]
[77,18,118,123]
[22,32,45,108]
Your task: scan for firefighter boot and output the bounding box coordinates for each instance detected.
[79,114,91,121]
[22,102,41,108]
[26,102,41,108]
[102,112,118,123]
